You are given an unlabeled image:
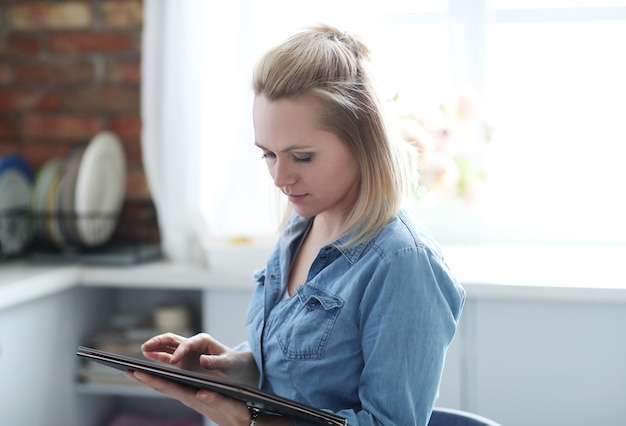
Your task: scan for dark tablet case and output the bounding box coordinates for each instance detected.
[76,346,346,426]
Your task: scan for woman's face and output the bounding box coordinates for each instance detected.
[253,94,361,224]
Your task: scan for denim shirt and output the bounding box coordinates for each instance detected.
[244,210,465,425]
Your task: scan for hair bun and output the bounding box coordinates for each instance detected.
[321,24,371,60]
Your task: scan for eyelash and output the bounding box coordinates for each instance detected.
[261,152,313,164]
[293,154,313,163]
[261,152,275,160]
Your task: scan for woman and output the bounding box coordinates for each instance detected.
[128,24,465,425]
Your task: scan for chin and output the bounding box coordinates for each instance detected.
[292,206,317,219]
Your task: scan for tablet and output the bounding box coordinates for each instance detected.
[76,346,346,426]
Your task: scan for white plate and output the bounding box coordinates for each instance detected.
[74,131,126,246]
[0,154,34,255]
[31,158,64,241]
[44,161,64,246]
[58,148,84,246]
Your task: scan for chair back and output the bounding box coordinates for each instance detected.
[428,407,502,426]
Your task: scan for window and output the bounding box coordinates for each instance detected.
[201,1,626,245]
[484,18,626,244]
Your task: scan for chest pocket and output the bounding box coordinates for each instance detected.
[277,284,344,360]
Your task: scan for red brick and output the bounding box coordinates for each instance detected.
[0,63,11,84]
[9,2,92,30]
[125,167,152,199]
[0,34,41,56]
[13,143,73,169]
[64,86,139,113]
[114,197,161,244]
[110,114,141,140]
[117,199,158,227]
[0,116,16,139]
[0,143,21,157]
[107,58,140,84]
[0,88,60,111]
[49,32,133,53]
[20,114,103,141]
[117,139,142,169]
[101,0,143,27]
[14,61,94,85]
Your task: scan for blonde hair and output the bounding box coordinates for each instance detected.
[253,24,417,246]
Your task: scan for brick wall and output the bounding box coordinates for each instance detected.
[0,0,159,248]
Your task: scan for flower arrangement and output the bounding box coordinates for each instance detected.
[394,88,494,207]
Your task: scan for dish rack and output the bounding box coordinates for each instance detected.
[0,205,162,264]
[0,208,32,257]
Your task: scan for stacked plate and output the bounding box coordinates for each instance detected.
[31,131,127,248]
[0,153,35,256]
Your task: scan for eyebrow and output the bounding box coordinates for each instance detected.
[254,142,315,152]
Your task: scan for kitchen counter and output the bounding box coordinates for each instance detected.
[2,244,626,312]
[442,244,626,302]
[0,263,80,311]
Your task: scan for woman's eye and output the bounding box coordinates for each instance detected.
[261,151,276,160]
[293,154,313,163]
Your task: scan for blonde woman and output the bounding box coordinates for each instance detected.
[129,24,465,426]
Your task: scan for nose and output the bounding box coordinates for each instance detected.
[271,157,296,188]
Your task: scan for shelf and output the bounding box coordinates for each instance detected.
[76,382,167,398]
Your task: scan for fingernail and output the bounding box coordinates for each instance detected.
[196,390,210,400]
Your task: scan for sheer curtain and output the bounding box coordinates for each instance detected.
[141,1,384,264]
[142,0,243,263]
[140,1,451,264]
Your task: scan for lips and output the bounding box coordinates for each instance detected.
[285,192,307,203]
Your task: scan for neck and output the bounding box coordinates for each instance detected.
[308,215,345,247]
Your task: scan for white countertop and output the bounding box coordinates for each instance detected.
[0,263,80,311]
[2,244,626,311]
[442,244,626,302]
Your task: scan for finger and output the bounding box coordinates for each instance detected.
[192,390,250,423]
[199,353,232,373]
[126,371,250,424]
[141,332,185,353]
[169,333,217,363]
[125,370,141,384]
[142,350,175,364]
[128,371,196,401]
[128,371,232,420]
[142,333,188,364]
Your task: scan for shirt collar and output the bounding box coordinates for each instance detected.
[281,214,370,265]
[332,235,369,265]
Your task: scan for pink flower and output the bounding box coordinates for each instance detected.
[394,87,493,205]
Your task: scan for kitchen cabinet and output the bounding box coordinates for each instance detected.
[0,262,255,426]
[469,298,626,426]
[75,286,205,425]
[2,244,626,426]
[0,285,111,426]
[74,285,252,426]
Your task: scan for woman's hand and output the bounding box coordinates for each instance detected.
[125,370,252,425]
[127,332,295,425]
[140,332,260,385]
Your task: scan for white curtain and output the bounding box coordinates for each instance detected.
[141,2,391,264]
[141,0,236,264]
[141,2,352,264]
